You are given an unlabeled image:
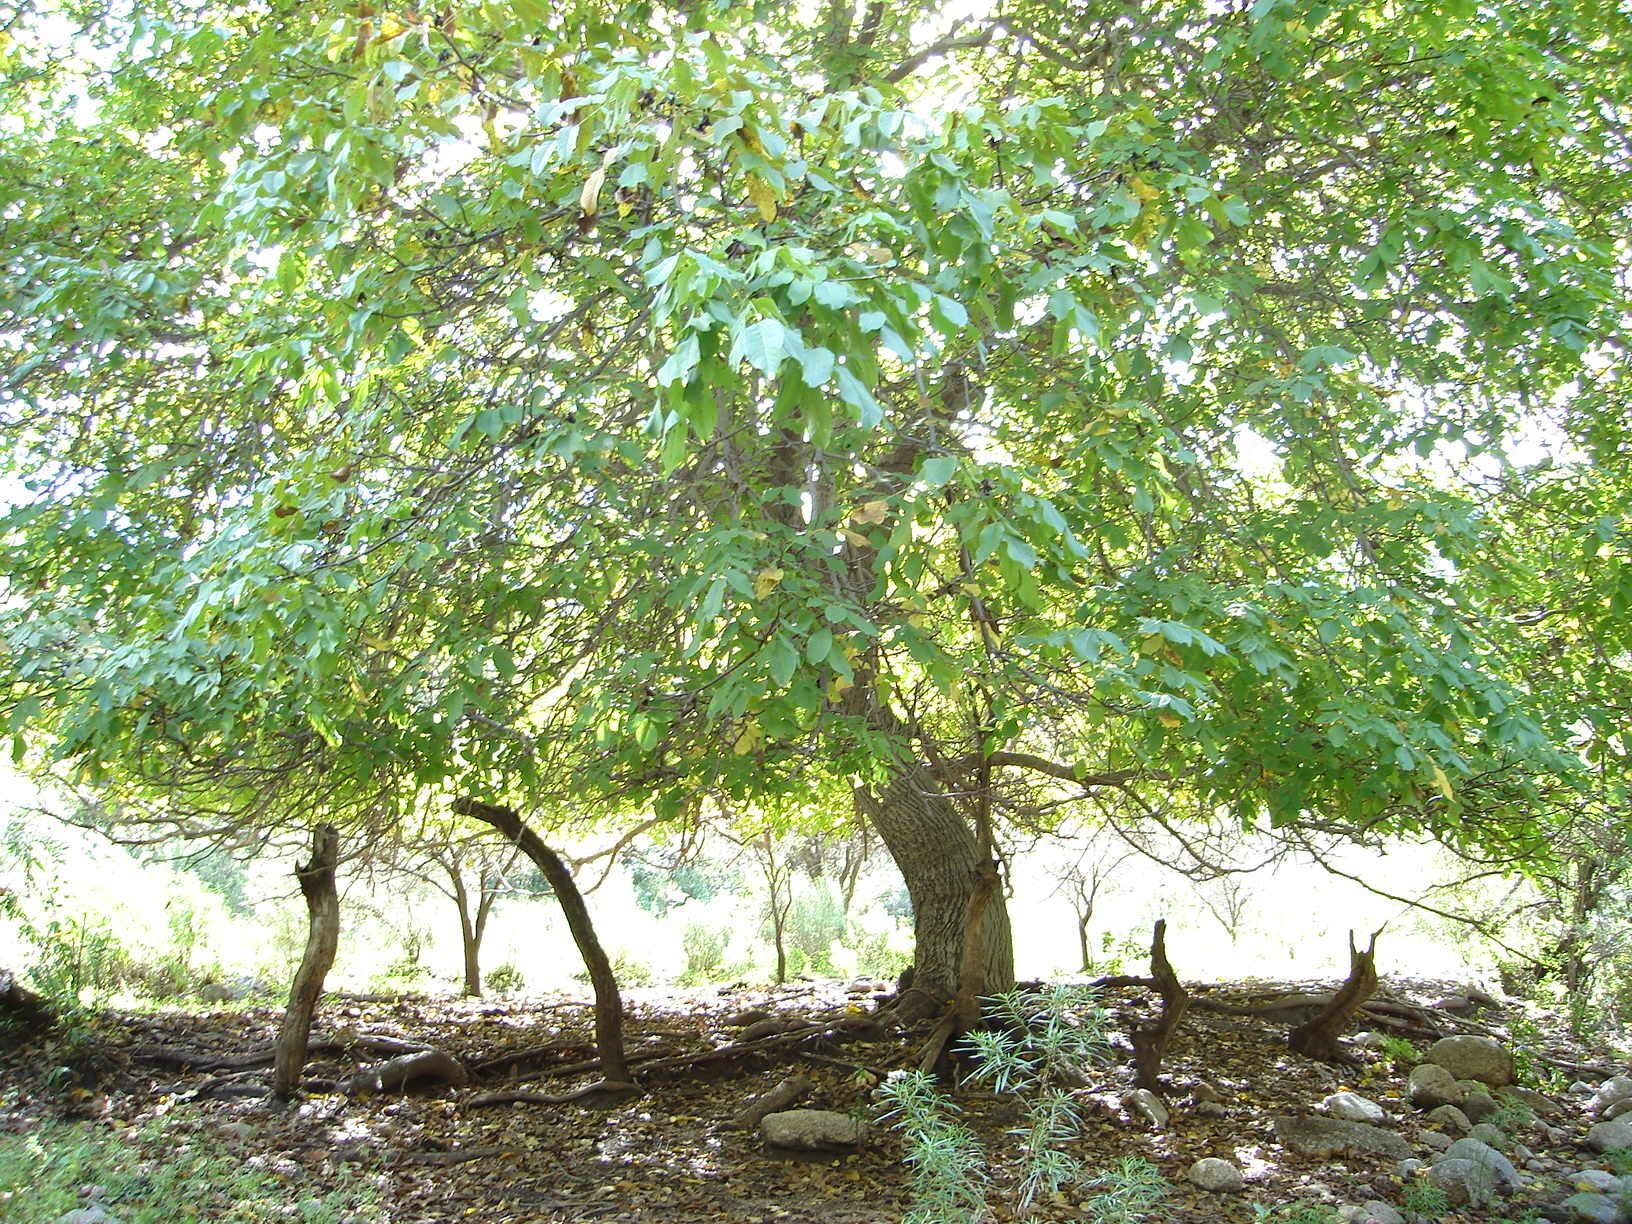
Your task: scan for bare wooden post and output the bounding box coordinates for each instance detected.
[1289,931,1379,1062]
[1130,919,1189,1092]
[272,823,340,1099]
[454,799,630,1086]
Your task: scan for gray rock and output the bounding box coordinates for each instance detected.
[1442,1136,1522,1192]
[1361,1202,1406,1224]
[1589,1076,1632,1118]
[1514,1143,1535,1161]
[1605,1098,1632,1122]
[1469,1122,1509,1148]
[1428,1157,1498,1208]
[1425,1104,1472,1133]
[1424,1035,1515,1087]
[1585,1116,1632,1153]
[1460,1090,1499,1124]
[1192,1080,1225,1104]
[1273,1115,1411,1160]
[1570,1081,1598,1097]
[1408,1063,1464,1108]
[1569,1170,1623,1194]
[1323,1092,1385,1124]
[1187,1157,1244,1192]
[56,1211,122,1224]
[1560,1191,1626,1224]
[1196,1101,1230,1117]
[1420,1130,1453,1152]
[760,1109,868,1150]
[1126,1088,1169,1129]
[1397,1158,1425,1177]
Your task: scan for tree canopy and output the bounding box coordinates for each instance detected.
[2,0,1629,989]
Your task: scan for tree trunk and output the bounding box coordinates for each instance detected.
[1289,931,1378,1063]
[857,765,1014,1009]
[454,799,629,1085]
[1130,919,1189,1091]
[448,867,487,998]
[272,823,340,1099]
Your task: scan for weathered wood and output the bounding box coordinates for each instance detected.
[454,798,628,1083]
[731,1074,812,1130]
[272,824,340,1099]
[1129,919,1189,1092]
[343,1049,468,1095]
[1289,931,1379,1063]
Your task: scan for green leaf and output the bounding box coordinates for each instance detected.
[805,626,833,664]
[834,366,882,427]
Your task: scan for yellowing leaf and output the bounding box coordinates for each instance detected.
[841,528,872,549]
[747,175,778,222]
[1158,712,1181,728]
[1129,174,1161,201]
[753,566,784,599]
[851,499,888,525]
[827,674,854,700]
[731,721,762,755]
[579,167,606,216]
[1140,634,1165,655]
[907,613,928,628]
[1431,764,1454,800]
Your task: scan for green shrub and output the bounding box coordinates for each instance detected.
[484,962,524,993]
[0,1116,383,1223]
[679,921,728,984]
[1599,1146,1632,1176]
[878,986,1138,1222]
[1403,1177,1452,1219]
[1374,1035,1421,1069]
[1081,1156,1169,1224]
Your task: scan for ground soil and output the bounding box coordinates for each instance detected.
[0,974,1623,1223]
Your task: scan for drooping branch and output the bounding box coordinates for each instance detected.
[452,798,629,1087]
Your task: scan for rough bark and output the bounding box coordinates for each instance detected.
[454,799,629,1085]
[1289,931,1379,1063]
[1129,919,1189,1092]
[272,823,340,1099]
[857,765,1014,1014]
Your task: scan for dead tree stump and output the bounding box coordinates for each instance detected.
[272,824,341,1099]
[1289,930,1379,1062]
[1130,919,1189,1092]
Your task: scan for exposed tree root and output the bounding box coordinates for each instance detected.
[130,1032,433,1072]
[467,1079,639,1107]
[731,1074,811,1130]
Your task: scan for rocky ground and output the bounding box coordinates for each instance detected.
[2,975,1631,1223]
